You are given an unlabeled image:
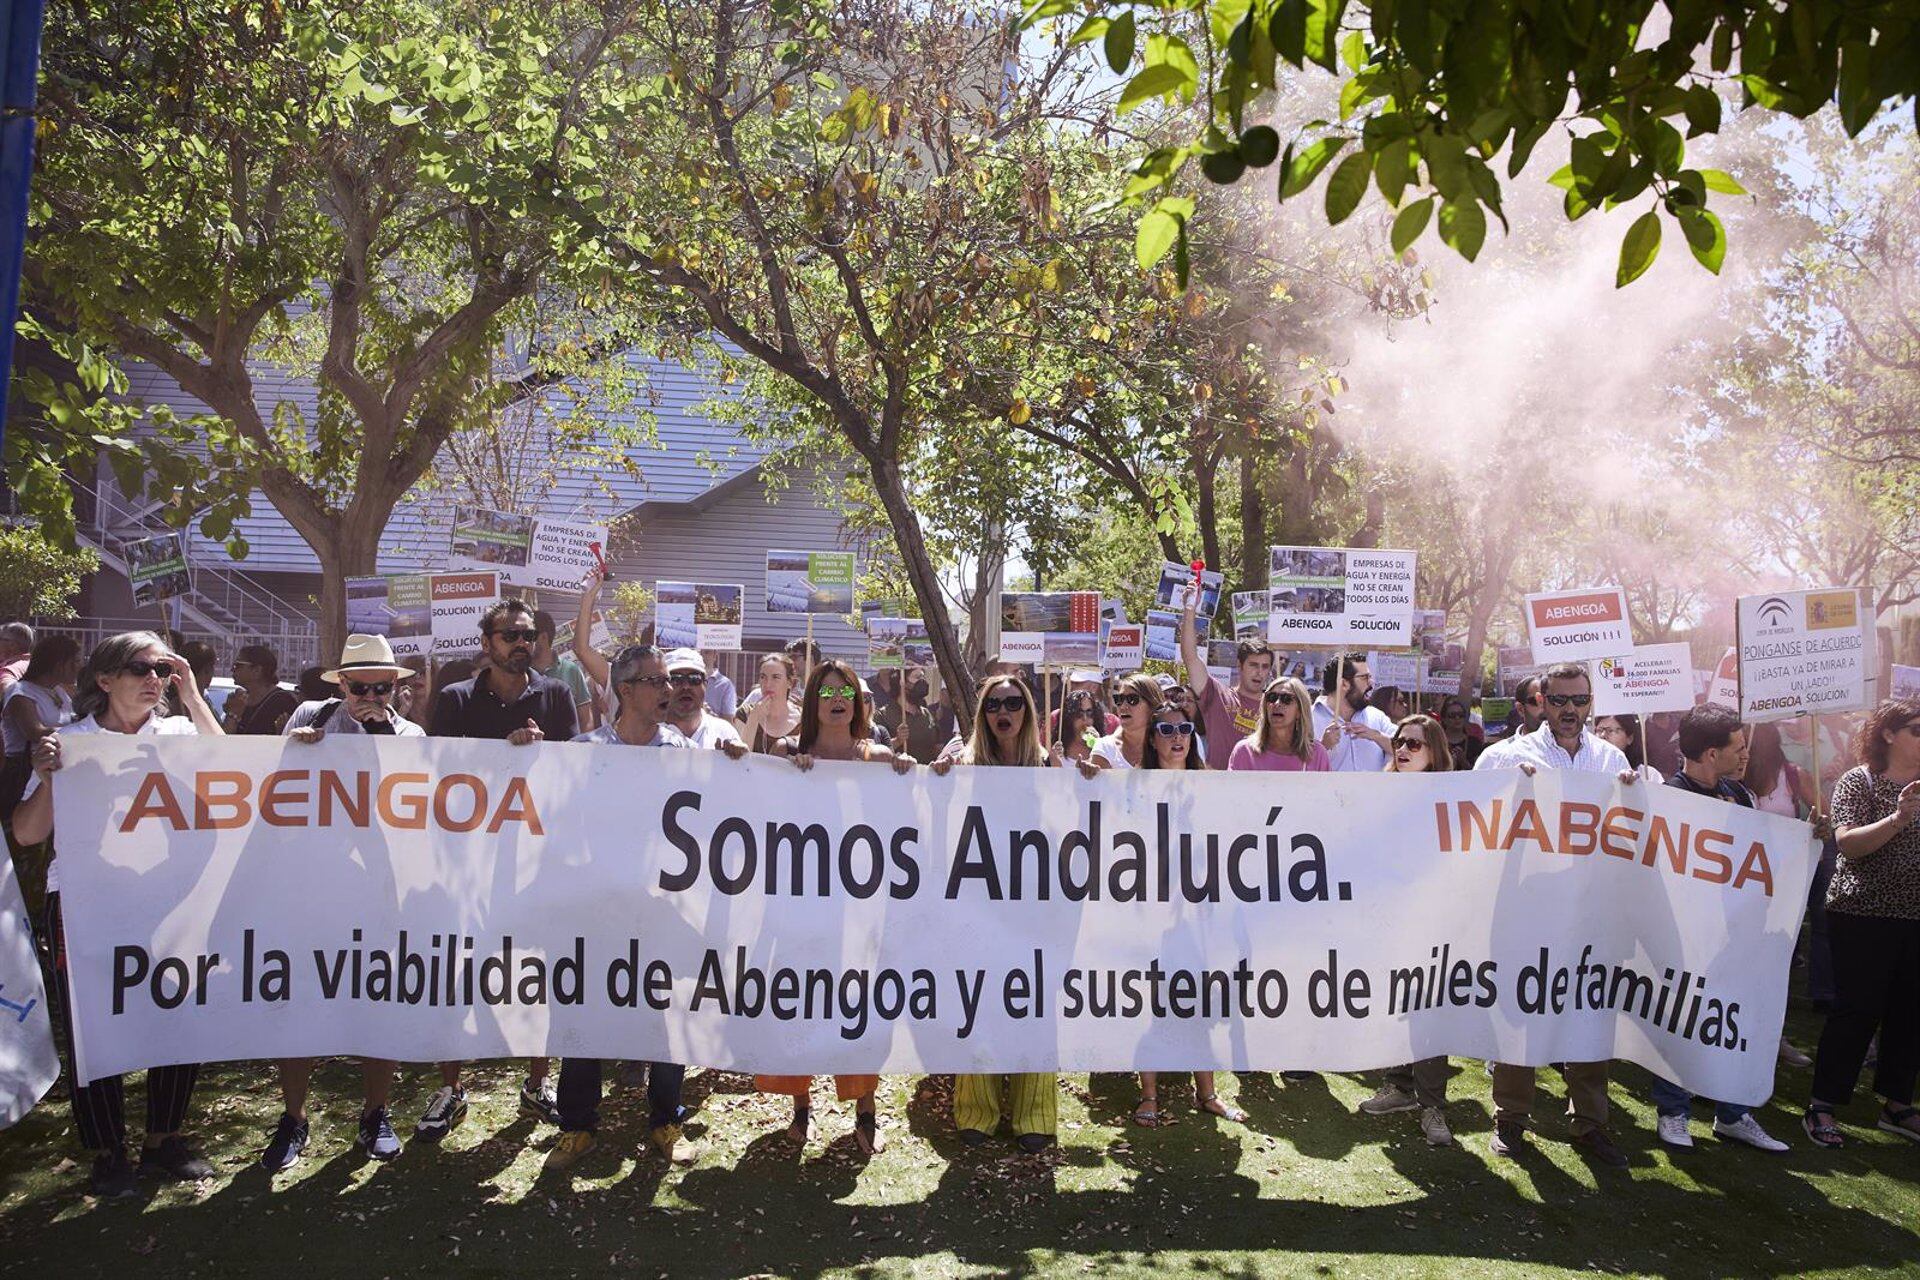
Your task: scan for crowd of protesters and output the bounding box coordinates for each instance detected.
[3,580,1915,1198]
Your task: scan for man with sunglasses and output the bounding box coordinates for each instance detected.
[1475,661,1638,1167]
[261,635,424,1170]
[663,648,748,754]
[423,600,579,1141]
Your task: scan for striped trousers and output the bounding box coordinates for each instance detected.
[953,1073,1057,1136]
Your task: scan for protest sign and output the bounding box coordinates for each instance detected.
[1143,610,1180,662]
[0,857,57,1129]
[1101,625,1144,672]
[1481,697,1515,730]
[126,532,190,607]
[1892,664,1920,702]
[766,550,856,615]
[346,576,432,659]
[1524,586,1633,664]
[1706,647,1741,708]
[1592,644,1697,716]
[1232,591,1268,641]
[1497,646,1545,695]
[54,736,1815,1105]
[867,619,929,670]
[1267,547,1417,646]
[429,572,502,657]
[1366,651,1420,689]
[1001,592,1099,666]
[1735,588,1872,722]
[657,582,744,651]
[1155,562,1223,620]
[1205,640,1238,682]
[448,505,611,593]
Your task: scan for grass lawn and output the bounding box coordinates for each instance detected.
[0,1003,1914,1279]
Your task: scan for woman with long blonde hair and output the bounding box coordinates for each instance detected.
[1226,676,1330,772]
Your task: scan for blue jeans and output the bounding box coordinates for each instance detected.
[1650,1074,1748,1125]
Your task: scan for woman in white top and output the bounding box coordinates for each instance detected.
[12,631,221,1199]
[1092,672,1164,770]
[737,651,800,752]
[1,633,80,832]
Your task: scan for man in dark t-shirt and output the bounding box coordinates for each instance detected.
[225,643,298,735]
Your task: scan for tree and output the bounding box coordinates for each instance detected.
[0,524,100,620]
[1023,0,1918,285]
[15,1,641,654]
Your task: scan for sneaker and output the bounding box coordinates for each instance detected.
[648,1123,698,1164]
[1573,1127,1629,1168]
[1777,1038,1813,1069]
[139,1135,214,1181]
[1657,1113,1695,1149]
[89,1150,140,1200]
[414,1085,468,1143]
[357,1107,402,1162]
[1714,1113,1789,1152]
[260,1113,309,1172]
[1358,1084,1421,1116]
[1490,1119,1529,1157]
[519,1077,560,1125]
[1419,1106,1453,1147]
[546,1130,598,1172]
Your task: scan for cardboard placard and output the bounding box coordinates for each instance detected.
[1591,643,1697,716]
[1266,546,1417,646]
[127,532,190,607]
[1736,588,1871,722]
[766,549,857,614]
[656,581,744,651]
[1155,562,1224,619]
[1523,586,1633,664]
[448,504,611,593]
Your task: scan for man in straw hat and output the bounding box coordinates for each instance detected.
[257,634,424,1172]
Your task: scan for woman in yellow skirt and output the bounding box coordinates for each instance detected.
[762,659,916,1154]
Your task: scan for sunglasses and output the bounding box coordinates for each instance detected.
[1112,692,1145,707]
[817,684,860,700]
[1152,721,1196,738]
[668,671,707,686]
[1392,737,1428,752]
[1265,690,1296,706]
[621,673,670,687]
[120,659,175,680]
[1544,694,1592,708]
[982,694,1026,714]
[490,627,539,644]
[345,680,393,697]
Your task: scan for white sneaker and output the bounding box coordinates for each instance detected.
[1358,1084,1421,1115]
[1419,1106,1453,1146]
[1657,1113,1694,1148]
[1714,1114,1790,1152]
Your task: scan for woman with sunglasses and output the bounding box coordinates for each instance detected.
[1355,714,1458,1146]
[1592,713,1663,783]
[1129,701,1248,1127]
[929,675,1062,1153]
[1805,698,1920,1148]
[759,659,914,1154]
[1090,672,1164,770]
[1227,676,1331,772]
[12,632,221,1197]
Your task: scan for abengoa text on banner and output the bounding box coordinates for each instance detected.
[53,738,1816,1104]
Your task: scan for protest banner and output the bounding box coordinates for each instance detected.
[1734,588,1873,723]
[346,575,432,659]
[1706,647,1741,708]
[1481,697,1515,730]
[1100,625,1144,672]
[0,858,57,1129]
[1155,562,1223,619]
[448,505,611,593]
[657,582,744,651]
[52,737,1815,1104]
[1267,547,1417,646]
[1231,591,1268,642]
[766,550,857,615]
[1524,586,1633,664]
[1893,664,1920,702]
[1592,644,1697,716]
[126,532,190,608]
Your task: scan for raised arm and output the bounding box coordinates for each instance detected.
[573,569,611,689]
[1178,591,1206,693]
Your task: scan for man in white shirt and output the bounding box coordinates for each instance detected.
[664,648,748,754]
[1474,660,1639,1168]
[1311,654,1394,772]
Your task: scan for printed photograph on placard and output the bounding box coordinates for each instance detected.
[766,549,856,614]
[127,532,190,606]
[1144,609,1180,662]
[449,504,534,570]
[903,619,934,667]
[1045,632,1099,665]
[1153,561,1224,619]
[655,581,699,649]
[1001,592,1074,633]
[867,618,907,669]
[1232,591,1268,640]
[1267,584,1347,617]
[1271,547,1348,581]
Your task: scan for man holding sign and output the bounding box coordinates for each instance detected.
[1179,589,1270,769]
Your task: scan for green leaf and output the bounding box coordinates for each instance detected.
[1340,29,1366,73]
[1616,210,1662,287]
[1676,206,1726,274]
[1105,11,1136,74]
[1437,199,1487,262]
[1279,135,1349,198]
[1324,150,1372,224]
[1117,63,1188,114]
[1136,197,1193,270]
[1067,15,1110,46]
[1546,164,1576,192]
[1699,168,1746,195]
[1391,196,1434,255]
[1682,85,1722,137]
[1374,137,1412,205]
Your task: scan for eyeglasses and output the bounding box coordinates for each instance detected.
[1152,721,1196,738]
[1265,690,1296,706]
[982,695,1026,714]
[668,671,707,686]
[490,627,539,644]
[345,680,393,697]
[1544,693,1592,708]
[1392,737,1428,752]
[620,673,670,688]
[1112,692,1145,707]
[817,684,859,700]
[1594,723,1628,736]
[120,659,174,680]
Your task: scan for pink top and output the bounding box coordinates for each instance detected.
[1226,740,1332,772]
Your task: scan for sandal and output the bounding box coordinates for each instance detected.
[855,1110,885,1155]
[1878,1105,1920,1143]
[1803,1107,1844,1149]
[1198,1093,1247,1123]
[1132,1097,1161,1128]
[785,1106,812,1144]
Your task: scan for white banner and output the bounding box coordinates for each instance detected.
[0,858,58,1129]
[49,738,1816,1105]
[1592,643,1697,716]
[1524,586,1633,664]
[1736,588,1872,722]
[1268,547,1417,646]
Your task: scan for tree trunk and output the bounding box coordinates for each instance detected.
[1458,540,1518,697]
[869,455,977,735]
[1238,447,1268,591]
[1193,441,1221,577]
[315,519,384,662]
